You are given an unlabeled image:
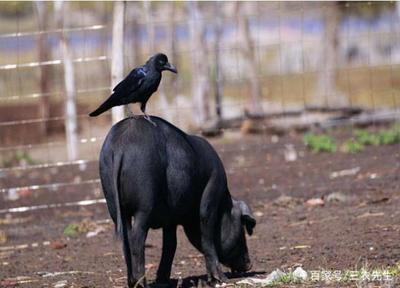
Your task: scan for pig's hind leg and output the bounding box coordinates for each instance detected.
[127,212,150,288]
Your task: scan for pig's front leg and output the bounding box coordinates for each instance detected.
[200,175,227,285]
[156,225,177,286]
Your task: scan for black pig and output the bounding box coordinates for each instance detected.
[99,116,256,287]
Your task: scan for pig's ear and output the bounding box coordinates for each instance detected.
[238,200,256,235]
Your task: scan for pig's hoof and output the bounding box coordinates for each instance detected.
[153,280,172,288]
[128,278,147,288]
[218,272,228,283]
[207,274,227,287]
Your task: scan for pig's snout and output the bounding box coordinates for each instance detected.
[244,261,252,271]
[231,260,252,274]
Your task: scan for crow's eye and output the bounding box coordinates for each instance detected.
[158,59,165,65]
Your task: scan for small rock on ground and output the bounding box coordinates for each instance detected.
[326,192,351,203]
[236,269,285,286]
[53,280,67,288]
[293,267,308,280]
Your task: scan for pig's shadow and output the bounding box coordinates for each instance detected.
[150,270,266,288]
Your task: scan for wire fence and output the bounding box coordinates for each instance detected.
[1,1,400,213]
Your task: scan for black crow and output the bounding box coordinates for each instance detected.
[89,53,177,124]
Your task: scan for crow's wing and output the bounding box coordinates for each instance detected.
[88,66,147,117]
[113,66,147,95]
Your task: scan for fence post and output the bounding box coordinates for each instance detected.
[54,0,78,161]
[314,3,348,108]
[111,1,125,124]
[235,2,264,116]
[214,2,223,122]
[188,1,210,127]
[35,1,51,136]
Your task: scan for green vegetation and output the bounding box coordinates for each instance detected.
[304,124,400,154]
[355,125,400,146]
[14,151,35,164]
[341,139,364,153]
[2,150,36,168]
[303,133,337,153]
[388,263,400,278]
[354,130,381,146]
[377,124,400,145]
[63,220,97,237]
[63,223,80,237]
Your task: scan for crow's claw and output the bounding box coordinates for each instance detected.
[144,114,157,127]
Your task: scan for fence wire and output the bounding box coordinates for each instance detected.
[0,1,400,213]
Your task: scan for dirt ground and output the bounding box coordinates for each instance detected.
[1,127,399,288]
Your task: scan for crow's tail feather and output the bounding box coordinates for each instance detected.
[89,96,115,117]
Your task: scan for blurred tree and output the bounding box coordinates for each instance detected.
[342,1,394,20]
[143,1,155,54]
[235,2,264,116]
[126,2,140,67]
[54,0,77,160]
[314,2,395,107]
[111,1,125,123]
[214,2,223,122]
[166,2,178,100]
[0,2,32,17]
[143,1,170,119]
[314,2,347,107]
[35,1,51,135]
[188,1,210,127]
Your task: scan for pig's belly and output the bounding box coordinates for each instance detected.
[148,197,199,229]
[168,165,202,207]
[148,167,202,229]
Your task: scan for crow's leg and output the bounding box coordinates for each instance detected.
[143,113,157,126]
[140,102,157,127]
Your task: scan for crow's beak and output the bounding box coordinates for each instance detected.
[163,62,177,73]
